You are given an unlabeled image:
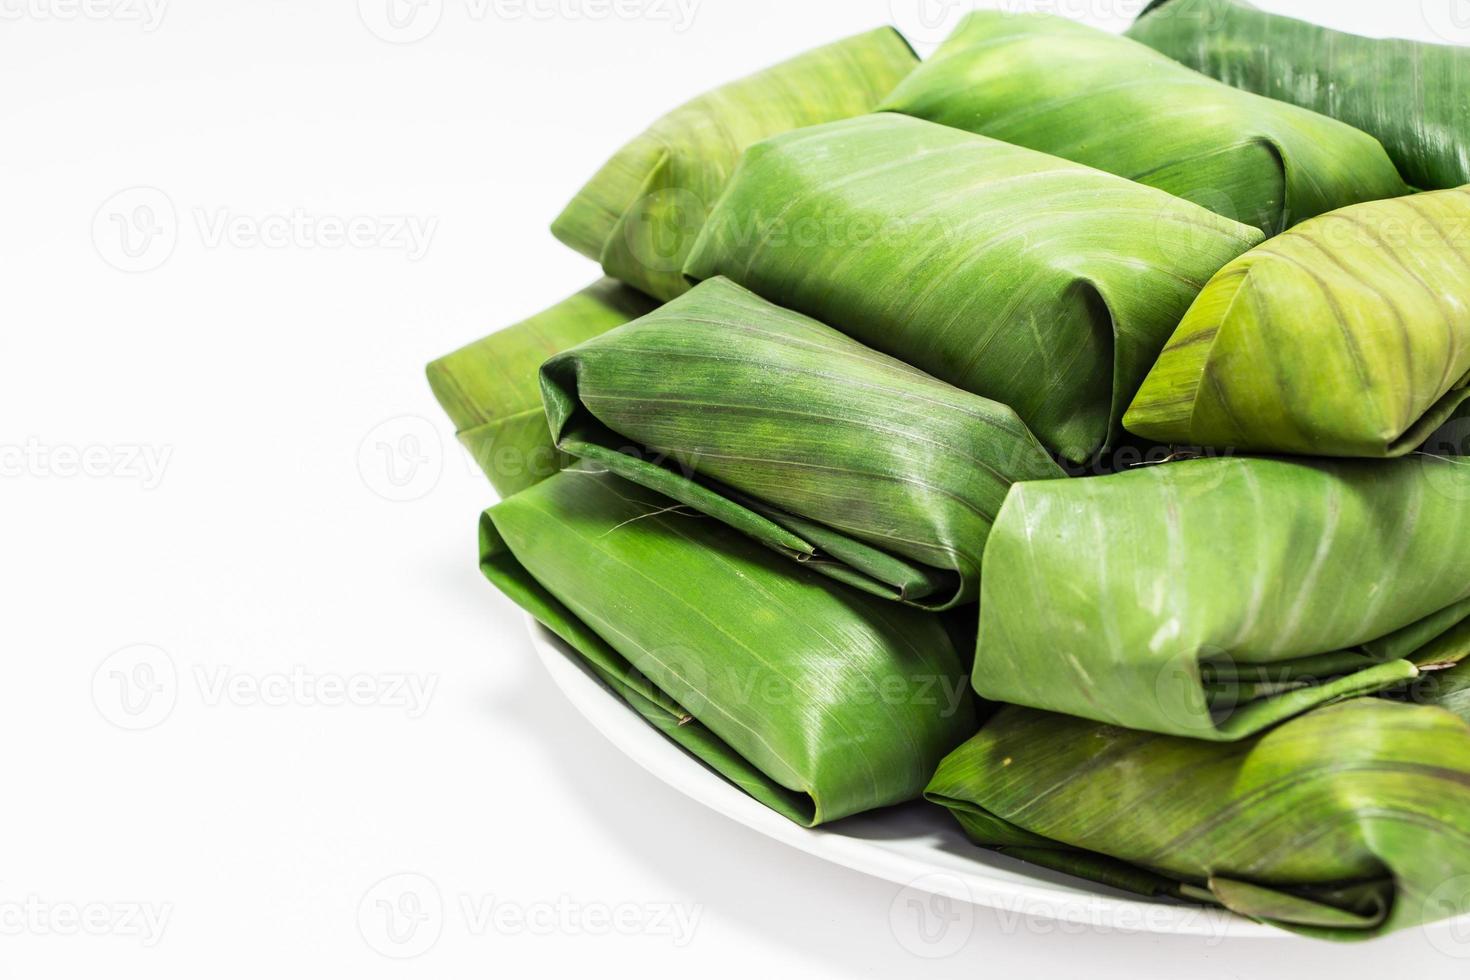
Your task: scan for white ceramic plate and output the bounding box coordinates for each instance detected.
[525,615,1281,939]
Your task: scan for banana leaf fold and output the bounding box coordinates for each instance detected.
[1128,0,1470,191]
[1126,188,1470,457]
[481,463,978,825]
[539,276,1064,609]
[551,28,918,301]
[926,699,1470,940]
[881,11,1406,235]
[974,455,1470,739]
[427,279,657,496]
[682,114,1263,463]
[1411,657,1470,723]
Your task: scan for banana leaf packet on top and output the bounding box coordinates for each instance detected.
[427,279,657,496]
[1128,0,1470,191]
[683,113,1263,463]
[481,463,978,826]
[974,455,1470,740]
[1126,188,1470,457]
[926,698,1470,940]
[552,28,918,301]
[881,11,1406,236]
[539,276,1064,610]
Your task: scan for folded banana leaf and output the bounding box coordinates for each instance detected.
[481,463,977,825]
[426,280,657,497]
[1128,0,1470,191]
[1414,658,1470,722]
[550,28,918,301]
[1386,609,1470,717]
[539,276,1064,609]
[683,114,1262,463]
[880,12,1406,235]
[1126,188,1470,457]
[926,698,1470,940]
[975,455,1470,740]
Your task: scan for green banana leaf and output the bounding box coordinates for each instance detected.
[926,698,1470,941]
[1389,610,1470,716]
[1128,0,1470,191]
[1126,188,1470,457]
[880,12,1406,236]
[481,463,977,826]
[550,28,918,301]
[539,276,1064,610]
[426,279,657,497]
[1413,657,1470,722]
[974,455,1470,740]
[682,114,1263,463]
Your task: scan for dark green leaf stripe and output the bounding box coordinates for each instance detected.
[426,279,657,496]
[927,699,1470,939]
[481,464,977,826]
[1127,189,1470,456]
[683,114,1262,462]
[1129,0,1470,190]
[881,11,1406,235]
[539,277,1062,609]
[975,455,1470,739]
[551,28,918,301]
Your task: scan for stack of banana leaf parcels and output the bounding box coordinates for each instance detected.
[428,2,1470,940]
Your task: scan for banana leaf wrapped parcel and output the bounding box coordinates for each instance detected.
[974,455,1470,739]
[551,28,918,301]
[926,699,1470,940]
[481,463,978,825]
[427,280,657,496]
[1128,0,1470,191]
[1126,188,1470,457]
[881,12,1406,235]
[683,114,1263,463]
[539,276,1064,609]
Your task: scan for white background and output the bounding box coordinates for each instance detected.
[7,0,1470,976]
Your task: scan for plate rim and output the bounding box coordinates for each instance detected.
[522,614,1288,939]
